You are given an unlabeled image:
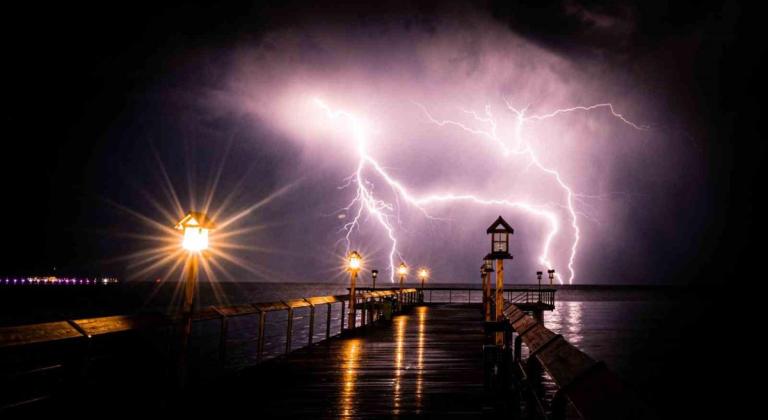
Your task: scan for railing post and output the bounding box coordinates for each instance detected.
[285,307,293,354]
[340,301,346,331]
[326,303,332,339]
[257,310,266,362]
[449,289,452,303]
[468,289,471,303]
[307,301,315,346]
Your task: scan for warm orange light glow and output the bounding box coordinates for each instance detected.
[393,315,406,414]
[348,250,362,272]
[340,339,361,418]
[182,227,209,251]
[397,262,408,276]
[176,212,216,253]
[416,306,427,411]
[418,268,429,280]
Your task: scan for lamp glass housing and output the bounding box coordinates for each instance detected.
[348,251,362,272]
[182,227,209,252]
[397,263,408,276]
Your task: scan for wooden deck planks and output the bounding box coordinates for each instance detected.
[203,304,486,418]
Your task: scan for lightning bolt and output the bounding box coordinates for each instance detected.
[315,98,646,284]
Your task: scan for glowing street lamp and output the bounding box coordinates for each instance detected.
[175,211,216,312]
[548,269,556,286]
[418,267,429,290]
[371,269,379,290]
[347,251,362,330]
[175,211,215,386]
[175,211,215,252]
[486,216,514,346]
[397,262,408,289]
[397,262,408,309]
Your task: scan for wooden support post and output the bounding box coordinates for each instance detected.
[257,310,266,362]
[326,303,332,339]
[307,302,315,346]
[495,259,504,346]
[285,307,294,354]
[360,298,366,327]
[340,301,346,331]
[178,255,198,388]
[348,271,357,331]
[485,273,491,321]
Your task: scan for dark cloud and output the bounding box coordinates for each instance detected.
[1,1,761,286]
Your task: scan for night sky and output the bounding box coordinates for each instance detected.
[2,0,762,285]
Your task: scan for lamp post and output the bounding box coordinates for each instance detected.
[174,211,215,387]
[548,269,555,286]
[487,216,514,346]
[483,257,494,322]
[536,271,543,303]
[418,268,429,304]
[347,251,362,331]
[397,262,408,310]
[371,269,378,290]
[418,268,428,290]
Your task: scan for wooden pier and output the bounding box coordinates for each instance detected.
[208,304,487,418]
[0,286,648,418]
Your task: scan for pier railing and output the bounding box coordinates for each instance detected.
[0,288,420,411]
[500,300,647,419]
[355,286,555,307]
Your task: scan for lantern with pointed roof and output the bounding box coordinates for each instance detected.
[347,250,362,273]
[483,255,495,273]
[486,216,514,260]
[175,211,216,252]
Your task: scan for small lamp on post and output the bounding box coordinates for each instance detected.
[418,267,429,290]
[486,216,514,346]
[536,271,543,302]
[397,262,408,310]
[548,269,555,286]
[347,251,362,331]
[175,211,215,387]
[418,267,429,304]
[371,269,378,290]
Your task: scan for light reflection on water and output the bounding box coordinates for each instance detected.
[393,315,407,415]
[340,339,360,419]
[547,301,584,346]
[416,306,426,412]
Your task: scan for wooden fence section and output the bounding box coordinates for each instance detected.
[502,302,650,420]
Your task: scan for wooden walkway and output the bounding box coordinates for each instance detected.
[200,304,487,418]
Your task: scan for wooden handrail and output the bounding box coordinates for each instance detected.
[0,289,418,354]
[501,301,648,420]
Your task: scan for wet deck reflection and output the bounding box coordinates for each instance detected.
[220,304,485,418]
